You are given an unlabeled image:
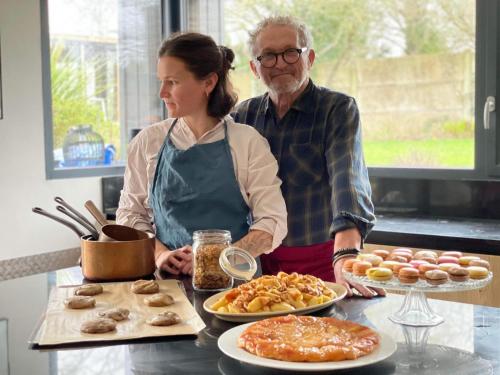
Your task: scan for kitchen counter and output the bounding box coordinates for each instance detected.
[367,215,500,254]
[1,262,499,374]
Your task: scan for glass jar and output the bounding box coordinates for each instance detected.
[192,229,233,291]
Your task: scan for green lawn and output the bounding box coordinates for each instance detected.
[363,138,474,168]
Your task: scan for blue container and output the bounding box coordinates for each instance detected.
[62,125,105,167]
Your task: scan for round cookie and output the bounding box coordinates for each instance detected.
[80,318,116,333]
[437,256,459,265]
[372,250,390,260]
[74,284,103,296]
[366,267,393,282]
[467,266,489,280]
[342,258,359,273]
[398,267,419,284]
[468,259,490,270]
[392,263,413,276]
[418,263,439,279]
[425,269,448,285]
[64,296,96,309]
[356,254,383,266]
[447,266,469,282]
[131,280,160,294]
[442,251,463,259]
[98,307,130,321]
[379,260,400,271]
[458,256,480,266]
[147,311,181,326]
[352,261,372,276]
[144,293,175,307]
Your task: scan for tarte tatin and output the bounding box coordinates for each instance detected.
[238,315,379,362]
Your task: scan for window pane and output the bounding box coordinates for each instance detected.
[48,0,162,170]
[223,0,475,169]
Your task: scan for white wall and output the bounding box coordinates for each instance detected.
[0,0,103,261]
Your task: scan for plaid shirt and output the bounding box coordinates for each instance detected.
[232,80,375,247]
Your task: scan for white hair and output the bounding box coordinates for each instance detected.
[248,15,313,57]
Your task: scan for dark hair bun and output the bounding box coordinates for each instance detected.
[219,46,235,71]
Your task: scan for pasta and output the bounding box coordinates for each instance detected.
[210,272,336,313]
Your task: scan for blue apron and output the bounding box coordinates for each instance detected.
[150,119,250,250]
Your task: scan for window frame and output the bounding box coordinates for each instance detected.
[41,0,176,179]
[367,0,498,181]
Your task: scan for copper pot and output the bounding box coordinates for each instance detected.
[81,234,156,281]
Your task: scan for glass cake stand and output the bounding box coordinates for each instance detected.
[343,271,493,327]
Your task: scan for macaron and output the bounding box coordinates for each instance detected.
[379,260,400,271]
[366,267,393,282]
[442,251,463,259]
[342,258,359,273]
[437,256,459,265]
[387,254,410,263]
[393,247,414,256]
[372,249,390,260]
[414,250,438,260]
[393,263,413,275]
[467,266,489,280]
[356,254,383,266]
[418,263,439,279]
[425,269,448,285]
[353,261,372,276]
[390,251,412,263]
[448,266,469,282]
[439,263,460,272]
[409,260,429,269]
[459,256,480,266]
[398,267,419,284]
[468,259,490,270]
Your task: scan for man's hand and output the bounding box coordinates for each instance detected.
[155,241,193,275]
[333,258,385,298]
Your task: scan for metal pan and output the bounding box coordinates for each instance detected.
[84,200,150,242]
[32,207,85,238]
[56,205,99,240]
[54,196,95,229]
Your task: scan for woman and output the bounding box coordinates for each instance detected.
[116,32,287,275]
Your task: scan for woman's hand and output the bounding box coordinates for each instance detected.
[333,258,386,298]
[155,241,193,275]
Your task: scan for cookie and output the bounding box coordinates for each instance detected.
[147,311,181,326]
[80,318,116,333]
[131,280,159,294]
[144,293,174,307]
[64,295,96,309]
[74,284,103,296]
[97,307,130,321]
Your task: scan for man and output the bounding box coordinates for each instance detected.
[232,16,382,298]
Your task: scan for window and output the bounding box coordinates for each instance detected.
[42,0,164,178]
[221,0,498,179]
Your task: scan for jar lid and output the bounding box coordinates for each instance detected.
[219,246,257,281]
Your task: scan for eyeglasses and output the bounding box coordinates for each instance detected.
[255,47,308,68]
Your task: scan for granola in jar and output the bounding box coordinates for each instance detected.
[192,230,233,291]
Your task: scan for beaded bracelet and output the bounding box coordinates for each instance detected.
[332,253,359,269]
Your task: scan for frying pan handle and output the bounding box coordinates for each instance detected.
[84,200,109,227]
[56,205,99,240]
[32,207,85,238]
[54,196,95,229]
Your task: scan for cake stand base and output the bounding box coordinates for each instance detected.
[389,290,444,326]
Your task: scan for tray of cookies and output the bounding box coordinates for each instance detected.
[30,279,205,348]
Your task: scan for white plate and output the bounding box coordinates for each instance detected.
[218,322,397,372]
[203,282,347,322]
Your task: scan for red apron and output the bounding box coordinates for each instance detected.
[260,241,335,282]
